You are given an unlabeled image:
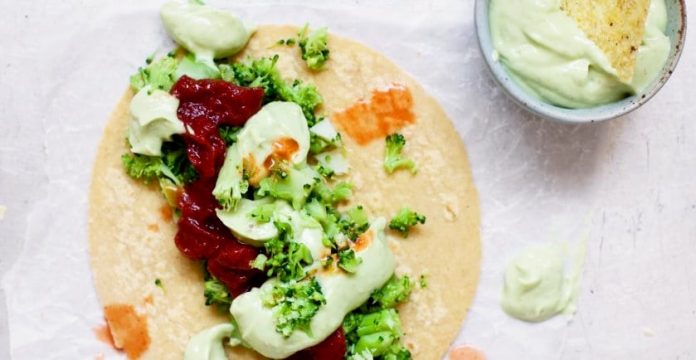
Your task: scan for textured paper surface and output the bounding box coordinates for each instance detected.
[2,0,696,359]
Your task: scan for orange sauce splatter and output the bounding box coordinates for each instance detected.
[332,85,416,145]
[93,324,115,348]
[263,137,300,170]
[353,230,374,252]
[159,204,173,223]
[143,294,154,305]
[95,353,105,360]
[244,154,263,186]
[103,304,150,359]
[146,223,159,233]
[449,345,487,360]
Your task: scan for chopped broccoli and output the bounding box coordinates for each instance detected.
[388,208,426,237]
[418,274,428,289]
[122,153,162,183]
[343,309,411,359]
[339,206,370,241]
[366,275,413,311]
[383,133,417,174]
[315,165,335,179]
[309,132,340,154]
[331,182,353,203]
[297,24,330,70]
[204,277,232,308]
[256,166,318,209]
[221,55,323,126]
[160,139,198,184]
[311,181,353,206]
[337,248,362,273]
[154,278,166,293]
[219,125,241,145]
[122,137,197,186]
[130,54,178,92]
[261,222,313,282]
[249,202,276,223]
[344,275,414,359]
[277,38,296,46]
[213,148,248,210]
[263,278,326,337]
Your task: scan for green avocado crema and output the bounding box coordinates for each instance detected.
[231,219,395,359]
[183,323,235,360]
[501,242,585,322]
[128,86,184,156]
[489,0,670,108]
[160,1,254,66]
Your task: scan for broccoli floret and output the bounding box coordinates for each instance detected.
[122,153,163,183]
[388,208,426,237]
[219,125,241,146]
[261,221,313,282]
[154,278,166,293]
[204,277,232,308]
[122,137,197,186]
[263,278,326,337]
[339,206,370,241]
[367,275,413,310]
[337,248,362,273]
[130,54,178,92]
[418,274,428,289]
[213,148,248,210]
[222,56,323,126]
[160,139,198,184]
[311,181,353,206]
[256,166,317,209]
[298,24,330,70]
[343,309,411,359]
[384,133,417,174]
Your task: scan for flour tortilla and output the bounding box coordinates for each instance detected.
[89,25,481,359]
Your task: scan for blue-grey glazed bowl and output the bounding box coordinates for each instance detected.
[474,0,687,123]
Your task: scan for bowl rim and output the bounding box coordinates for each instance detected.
[474,0,688,124]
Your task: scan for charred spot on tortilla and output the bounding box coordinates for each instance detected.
[332,84,415,145]
[103,304,150,359]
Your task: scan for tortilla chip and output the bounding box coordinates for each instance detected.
[561,0,651,82]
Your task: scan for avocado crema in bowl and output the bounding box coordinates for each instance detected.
[475,0,687,122]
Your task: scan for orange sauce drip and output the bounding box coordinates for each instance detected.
[93,324,115,348]
[244,154,263,186]
[353,230,374,252]
[143,294,154,305]
[263,137,300,170]
[332,85,415,145]
[159,204,173,223]
[103,304,150,359]
[146,224,159,233]
[449,345,487,360]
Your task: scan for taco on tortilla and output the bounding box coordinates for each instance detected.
[89,2,481,359]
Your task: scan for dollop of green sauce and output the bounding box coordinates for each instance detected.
[501,242,585,322]
[183,323,235,360]
[160,1,254,66]
[128,86,184,156]
[489,0,670,108]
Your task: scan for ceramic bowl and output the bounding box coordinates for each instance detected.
[474,0,687,123]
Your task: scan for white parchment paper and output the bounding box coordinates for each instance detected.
[2,0,696,359]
